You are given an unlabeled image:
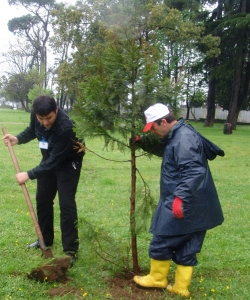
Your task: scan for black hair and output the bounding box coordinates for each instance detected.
[154,112,176,125]
[32,95,57,116]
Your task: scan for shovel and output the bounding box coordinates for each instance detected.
[2,127,53,259]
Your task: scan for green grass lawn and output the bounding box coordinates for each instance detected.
[0,109,250,299]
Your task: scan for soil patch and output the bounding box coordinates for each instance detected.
[106,273,169,300]
[48,286,84,298]
[27,256,71,283]
[47,273,171,299]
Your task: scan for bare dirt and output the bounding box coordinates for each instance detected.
[27,256,71,283]
[27,259,169,299]
[47,272,169,299]
[48,286,83,298]
[105,275,168,300]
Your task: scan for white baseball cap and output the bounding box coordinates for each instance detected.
[143,103,170,132]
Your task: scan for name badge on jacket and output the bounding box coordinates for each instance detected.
[39,137,48,149]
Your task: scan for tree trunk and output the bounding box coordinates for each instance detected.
[204,59,216,127]
[226,0,247,130]
[130,142,139,275]
[186,100,190,120]
[227,67,242,129]
[230,62,250,127]
[204,0,222,127]
[20,98,30,112]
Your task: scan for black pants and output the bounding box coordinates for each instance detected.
[36,159,82,253]
[149,231,206,266]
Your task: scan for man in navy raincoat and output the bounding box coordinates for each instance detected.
[133,103,224,298]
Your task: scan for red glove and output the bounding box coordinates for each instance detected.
[129,136,141,146]
[172,196,184,218]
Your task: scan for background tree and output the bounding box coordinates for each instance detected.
[2,72,35,111]
[50,2,90,110]
[1,41,35,76]
[8,0,56,88]
[149,1,220,121]
[198,0,250,129]
[224,0,250,129]
[27,66,53,103]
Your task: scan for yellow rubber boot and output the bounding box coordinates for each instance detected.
[167,265,193,298]
[133,259,170,288]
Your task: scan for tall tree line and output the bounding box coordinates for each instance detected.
[201,0,250,128]
[1,0,249,128]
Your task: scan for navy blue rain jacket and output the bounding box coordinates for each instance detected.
[149,118,224,236]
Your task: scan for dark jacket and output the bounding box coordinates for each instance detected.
[16,108,84,180]
[145,118,224,236]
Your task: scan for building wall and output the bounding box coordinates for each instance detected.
[180,107,250,123]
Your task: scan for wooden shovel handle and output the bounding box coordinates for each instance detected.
[2,127,52,256]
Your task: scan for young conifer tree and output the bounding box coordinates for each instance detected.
[55,0,207,274]
[72,18,160,274]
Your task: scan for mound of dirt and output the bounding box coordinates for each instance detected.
[27,256,71,283]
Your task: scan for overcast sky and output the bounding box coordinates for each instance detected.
[0,0,76,52]
[0,0,76,75]
[0,1,24,51]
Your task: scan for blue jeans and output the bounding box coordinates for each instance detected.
[36,159,82,252]
[149,231,206,266]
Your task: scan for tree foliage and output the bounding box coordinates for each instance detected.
[2,72,34,111]
[1,41,35,76]
[8,0,56,88]
[27,66,53,102]
[51,0,221,274]
[197,0,250,128]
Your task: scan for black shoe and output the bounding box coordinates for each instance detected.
[27,240,40,249]
[27,240,52,249]
[65,251,78,268]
